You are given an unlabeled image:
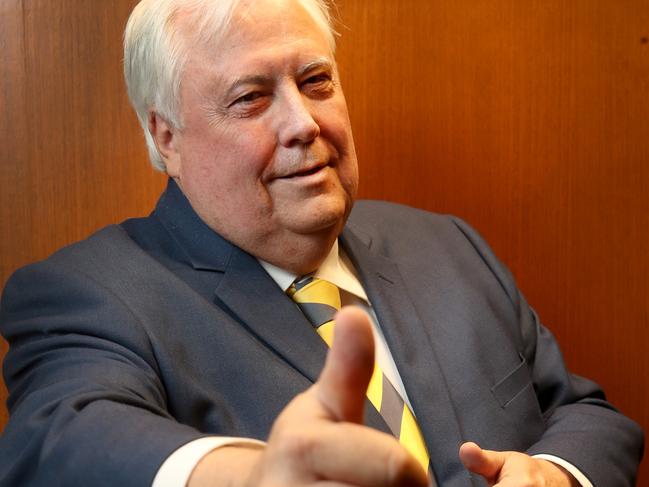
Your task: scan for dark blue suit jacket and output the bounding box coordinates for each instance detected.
[0,180,643,486]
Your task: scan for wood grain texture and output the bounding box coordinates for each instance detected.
[0,0,166,282]
[1,0,648,483]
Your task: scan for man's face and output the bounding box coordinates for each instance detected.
[161,0,358,271]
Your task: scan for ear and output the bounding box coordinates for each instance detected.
[148,111,182,177]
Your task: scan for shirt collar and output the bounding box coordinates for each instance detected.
[259,240,368,302]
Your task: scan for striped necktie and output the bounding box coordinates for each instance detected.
[288,276,435,483]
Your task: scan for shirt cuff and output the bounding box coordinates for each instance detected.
[152,437,266,487]
[533,454,593,487]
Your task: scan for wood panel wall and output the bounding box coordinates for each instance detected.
[1,0,647,483]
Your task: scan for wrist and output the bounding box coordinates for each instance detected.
[187,445,264,487]
[537,459,579,487]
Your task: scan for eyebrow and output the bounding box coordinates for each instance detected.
[224,57,334,100]
[295,57,333,78]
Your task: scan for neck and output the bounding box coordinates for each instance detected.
[256,229,339,275]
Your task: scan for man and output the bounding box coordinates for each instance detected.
[0,0,643,486]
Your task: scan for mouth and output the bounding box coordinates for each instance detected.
[280,162,329,179]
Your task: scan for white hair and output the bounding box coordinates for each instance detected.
[123,0,337,171]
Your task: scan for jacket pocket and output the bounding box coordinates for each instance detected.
[491,354,532,408]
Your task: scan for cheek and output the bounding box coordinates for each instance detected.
[338,159,359,204]
[319,105,358,193]
[318,102,354,153]
[183,127,273,185]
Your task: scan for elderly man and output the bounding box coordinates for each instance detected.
[0,0,643,486]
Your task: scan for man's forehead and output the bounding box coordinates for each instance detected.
[174,0,324,46]
[185,30,334,90]
[228,57,334,81]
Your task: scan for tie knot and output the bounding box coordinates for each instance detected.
[288,277,341,329]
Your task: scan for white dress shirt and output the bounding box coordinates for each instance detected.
[153,240,591,487]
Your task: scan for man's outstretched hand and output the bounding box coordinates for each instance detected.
[459,441,578,487]
[189,306,429,487]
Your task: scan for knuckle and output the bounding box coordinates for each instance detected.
[517,473,543,487]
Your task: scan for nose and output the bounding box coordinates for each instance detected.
[277,87,320,147]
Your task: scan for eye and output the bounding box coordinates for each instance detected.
[303,73,332,86]
[230,91,264,107]
[301,73,335,98]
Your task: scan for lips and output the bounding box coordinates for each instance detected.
[280,161,328,179]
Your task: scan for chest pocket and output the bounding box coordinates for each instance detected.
[491,354,535,408]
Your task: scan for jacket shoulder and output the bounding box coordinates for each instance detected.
[349,199,450,227]
[2,222,160,306]
[347,199,468,251]
[345,199,520,304]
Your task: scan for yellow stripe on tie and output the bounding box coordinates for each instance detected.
[400,406,430,472]
[291,280,341,309]
[365,362,383,411]
[317,320,335,346]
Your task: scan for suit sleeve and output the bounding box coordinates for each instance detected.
[451,216,644,486]
[0,259,207,487]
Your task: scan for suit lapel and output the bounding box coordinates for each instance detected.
[154,179,329,385]
[341,227,473,486]
[213,247,329,385]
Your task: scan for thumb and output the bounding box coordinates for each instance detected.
[315,306,375,424]
[459,441,507,481]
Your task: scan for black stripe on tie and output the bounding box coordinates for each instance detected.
[293,276,314,291]
[379,373,404,436]
[295,302,337,328]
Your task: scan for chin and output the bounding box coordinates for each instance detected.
[289,199,350,236]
